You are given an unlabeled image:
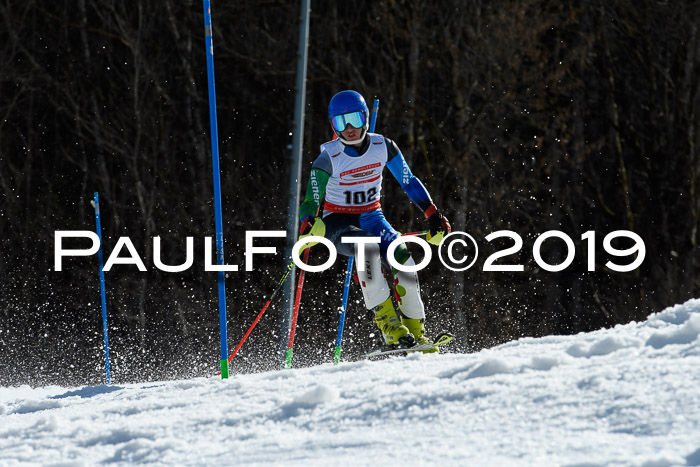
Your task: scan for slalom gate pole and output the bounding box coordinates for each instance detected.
[370,99,379,133]
[223,260,296,369]
[333,99,380,364]
[91,192,111,385]
[333,256,354,365]
[202,0,230,379]
[285,247,310,369]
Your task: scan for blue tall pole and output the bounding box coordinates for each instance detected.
[370,99,379,133]
[92,192,110,384]
[333,257,354,365]
[202,0,229,379]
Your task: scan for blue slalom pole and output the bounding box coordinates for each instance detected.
[370,99,379,132]
[333,257,354,364]
[202,0,229,379]
[92,192,110,384]
[334,99,380,364]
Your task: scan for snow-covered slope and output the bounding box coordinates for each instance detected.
[2,300,700,466]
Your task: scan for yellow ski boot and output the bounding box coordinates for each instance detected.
[402,318,438,353]
[372,298,415,347]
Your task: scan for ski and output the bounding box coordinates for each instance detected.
[365,332,453,358]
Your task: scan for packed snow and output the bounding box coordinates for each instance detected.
[2,300,700,466]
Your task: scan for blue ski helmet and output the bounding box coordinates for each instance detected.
[328,90,369,144]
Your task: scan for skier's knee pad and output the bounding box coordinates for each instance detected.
[394,257,425,319]
[392,243,411,267]
[355,243,390,309]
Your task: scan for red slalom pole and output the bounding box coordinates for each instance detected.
[227,302,271,364]
[285,247,310,368]
[220,261,296,373]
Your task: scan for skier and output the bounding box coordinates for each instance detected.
[298,90,451,351]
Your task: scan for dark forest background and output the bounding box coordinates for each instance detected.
[1,0,698,386]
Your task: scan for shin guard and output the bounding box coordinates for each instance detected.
[356,243,390,309]
[393,257,425,319]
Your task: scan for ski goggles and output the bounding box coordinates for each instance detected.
[331,111,366,132]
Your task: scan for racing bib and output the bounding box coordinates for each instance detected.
[322,134,387,214]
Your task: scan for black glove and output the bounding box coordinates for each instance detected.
[425,205,451,244]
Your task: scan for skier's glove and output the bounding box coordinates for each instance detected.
[424,205,451,245]
[298,215,326,250]
[299,216,316,236]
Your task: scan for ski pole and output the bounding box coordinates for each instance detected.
[225,260,296,366]
[333,99,380,364]
[334,256,354,364]
[403,230,429,237]
[285,247,310,368]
